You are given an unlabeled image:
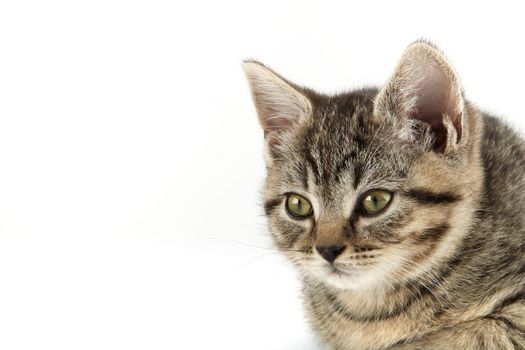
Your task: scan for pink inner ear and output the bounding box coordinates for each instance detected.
[409,63,462,151]
[262,114,295,132]
[261,114,296,149]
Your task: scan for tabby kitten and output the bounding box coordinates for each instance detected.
[243,41,525,350]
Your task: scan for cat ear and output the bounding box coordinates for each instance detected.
[243,61,312,143]
[374,41,464,152]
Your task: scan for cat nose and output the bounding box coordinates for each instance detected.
[316,245,346,263]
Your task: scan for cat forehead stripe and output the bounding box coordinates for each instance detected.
[404,189,461,205]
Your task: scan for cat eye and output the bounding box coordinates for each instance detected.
[286,194,313,218]
[360,190,393,215]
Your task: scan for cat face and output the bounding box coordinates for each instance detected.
[245,41,481,291]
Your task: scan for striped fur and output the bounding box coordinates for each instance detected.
[245,41,525,349]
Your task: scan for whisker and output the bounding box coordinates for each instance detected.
[237,251,281,272]
[206,237,276,250]
[206,237,309,254]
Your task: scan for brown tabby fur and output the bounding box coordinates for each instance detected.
[244,41,525,349]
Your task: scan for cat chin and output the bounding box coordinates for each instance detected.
[306,265,386,292]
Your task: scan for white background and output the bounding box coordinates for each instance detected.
[0,1,524,349]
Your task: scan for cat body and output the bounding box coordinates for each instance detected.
[244,41,525,349]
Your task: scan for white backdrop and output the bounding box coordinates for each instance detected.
[0,1,524,349]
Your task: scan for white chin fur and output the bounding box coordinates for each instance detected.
[306,264,386,291]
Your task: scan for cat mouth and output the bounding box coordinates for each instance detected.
[327,265,352,276]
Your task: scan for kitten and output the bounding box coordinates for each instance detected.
[243,41,525,349]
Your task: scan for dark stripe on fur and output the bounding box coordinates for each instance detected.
[484,314,525,334]
[343,214,357,239]
[301,163,309,190]
[334,151,357,183]
[405,189,461,205]
[493,291,525,311]
[305,151,321,184]
[353,164,363,189]
[509,336,522,350]
[365,212,416,244]
[264,198,282,215]
[413,223,450,244]
[310,221,318,240]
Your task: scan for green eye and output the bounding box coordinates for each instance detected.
[286,194,313,218]
[361,190,392,215]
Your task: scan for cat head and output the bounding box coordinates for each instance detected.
[244,41,482,291]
